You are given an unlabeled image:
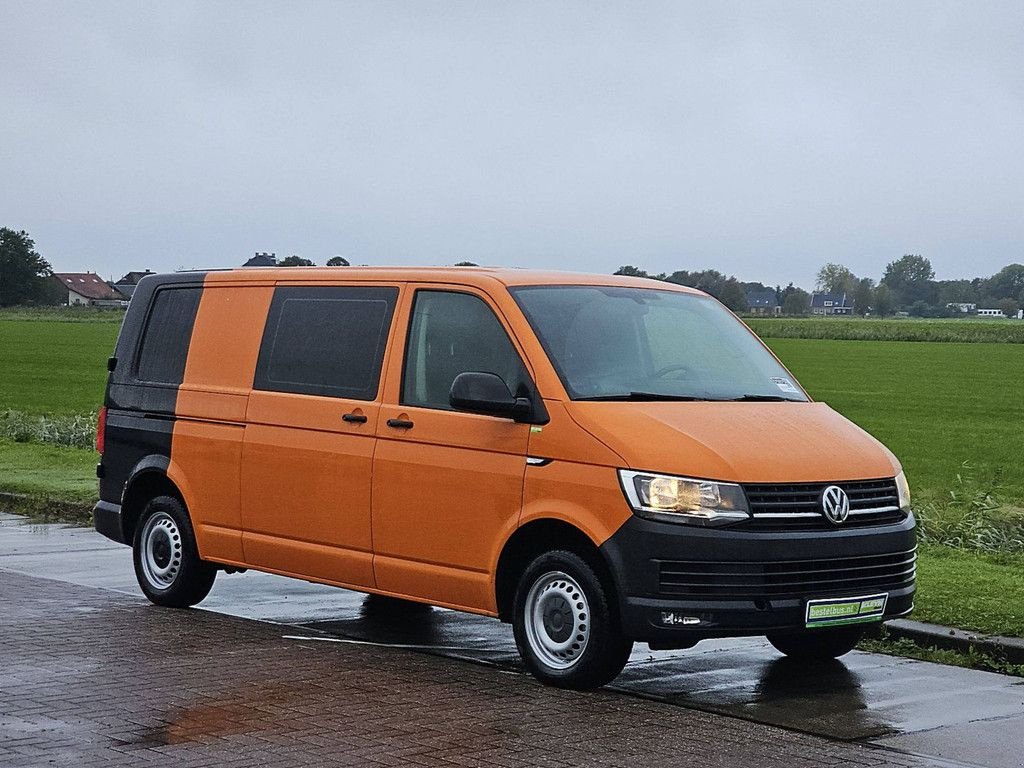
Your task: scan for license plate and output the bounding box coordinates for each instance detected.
[805,593,888,628]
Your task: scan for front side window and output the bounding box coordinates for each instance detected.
[511,285,808,402]
[254,286,398,400]
[402,291,530,410]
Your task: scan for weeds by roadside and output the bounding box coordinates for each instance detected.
[0,410,97,449]
[915,464,1024,554]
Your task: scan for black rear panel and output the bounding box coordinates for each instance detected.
[99,273,206,507]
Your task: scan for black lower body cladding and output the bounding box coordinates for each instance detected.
[600,514,916,646]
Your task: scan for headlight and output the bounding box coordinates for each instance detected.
[895,470,912,512]
[618,470,750,526]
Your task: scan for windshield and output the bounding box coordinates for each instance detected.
[510,285,808,402]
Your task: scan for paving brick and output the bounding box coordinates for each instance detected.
[0,569,939,767]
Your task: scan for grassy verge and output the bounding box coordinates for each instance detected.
[913,544,1024,637]
[860,636,1024,677]
[0,438,98,507]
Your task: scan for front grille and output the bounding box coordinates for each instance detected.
[658,548,917,599]
[742,478,905,530]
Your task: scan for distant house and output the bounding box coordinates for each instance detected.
[810,292,853,316]
[112,270,155,300]
[745,289,780,315]
[947,302,977,314]
[52,273,127,306]
[243,252,277,267]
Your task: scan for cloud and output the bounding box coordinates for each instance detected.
[1,1,1021,286]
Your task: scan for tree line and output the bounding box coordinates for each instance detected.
[616,255,1024,317]
[3,224,1020,316]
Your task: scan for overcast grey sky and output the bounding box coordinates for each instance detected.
[1,1,1021,288]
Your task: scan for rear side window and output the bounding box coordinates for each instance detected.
[136,287,202,384]
[401,290,530,410]
[254,286,398,400]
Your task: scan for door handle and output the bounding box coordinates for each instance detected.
[342,412,368,424]
[386,418,414,429]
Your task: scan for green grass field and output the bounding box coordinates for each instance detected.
[913,544,1024,637]
[764,338,1024,504]
[0,438,99,504]
[0,317,118,414]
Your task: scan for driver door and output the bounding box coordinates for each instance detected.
[371,287,534,613]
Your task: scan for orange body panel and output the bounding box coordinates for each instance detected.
[173,284,274,561]
[371,284,532,614]
[240,393,377,587]
[567,400,900,483]
[518,399,633,547]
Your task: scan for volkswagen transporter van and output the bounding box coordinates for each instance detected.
[94,268,915,689]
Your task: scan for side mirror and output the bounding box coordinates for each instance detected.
[449,372,534,422]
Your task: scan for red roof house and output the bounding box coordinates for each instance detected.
[52,273,127,306]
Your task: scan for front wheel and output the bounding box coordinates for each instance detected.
[133,495,216,608]
[766,625,866,660]
[512,550,632,689]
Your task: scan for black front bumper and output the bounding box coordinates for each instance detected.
[600,514,916,647]
[93,500,129,545]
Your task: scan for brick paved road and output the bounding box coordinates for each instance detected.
[0,570,943,768]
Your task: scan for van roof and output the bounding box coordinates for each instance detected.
[198,266,703,294]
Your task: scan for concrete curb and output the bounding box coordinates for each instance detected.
[885,618,1024,665]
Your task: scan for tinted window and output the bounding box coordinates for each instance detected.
[136,287,202,384]
[254,286,398,400]
[402,291,530,410]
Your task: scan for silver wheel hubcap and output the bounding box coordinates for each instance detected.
[524,570,591,670]
[140,512,182,590]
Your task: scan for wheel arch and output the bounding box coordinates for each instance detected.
[494,518,620,623]
[121,458,187,545]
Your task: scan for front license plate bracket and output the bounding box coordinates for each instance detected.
[805,593,888,629]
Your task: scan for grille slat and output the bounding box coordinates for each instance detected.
[742,478,906,531]
[658,549,917,598]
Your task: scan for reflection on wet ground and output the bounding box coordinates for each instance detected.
[3,512,1024,768]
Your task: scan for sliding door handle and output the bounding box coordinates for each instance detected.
[386,418,414,429]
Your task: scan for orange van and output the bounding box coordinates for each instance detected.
[94,267,915,688]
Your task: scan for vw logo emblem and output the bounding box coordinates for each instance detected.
[821,485,850,524]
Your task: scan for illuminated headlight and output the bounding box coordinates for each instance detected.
[618,470,750,526]
[895,470,912,513]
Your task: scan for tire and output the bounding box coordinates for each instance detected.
[512,549,633,689]
[132,495,216,608]
[766,625,866,661]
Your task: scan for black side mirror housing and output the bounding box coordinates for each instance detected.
[449,371,539,423]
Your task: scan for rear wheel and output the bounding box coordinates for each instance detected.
[133,495,216,608]
[512,550,632,689]
[767,625,866,660]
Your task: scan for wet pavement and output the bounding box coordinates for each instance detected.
[2,512,1023,767]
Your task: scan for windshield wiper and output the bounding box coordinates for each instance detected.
[728,394,803,402]
[576,392,713,402]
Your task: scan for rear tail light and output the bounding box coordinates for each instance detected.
[96,406,107,454]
